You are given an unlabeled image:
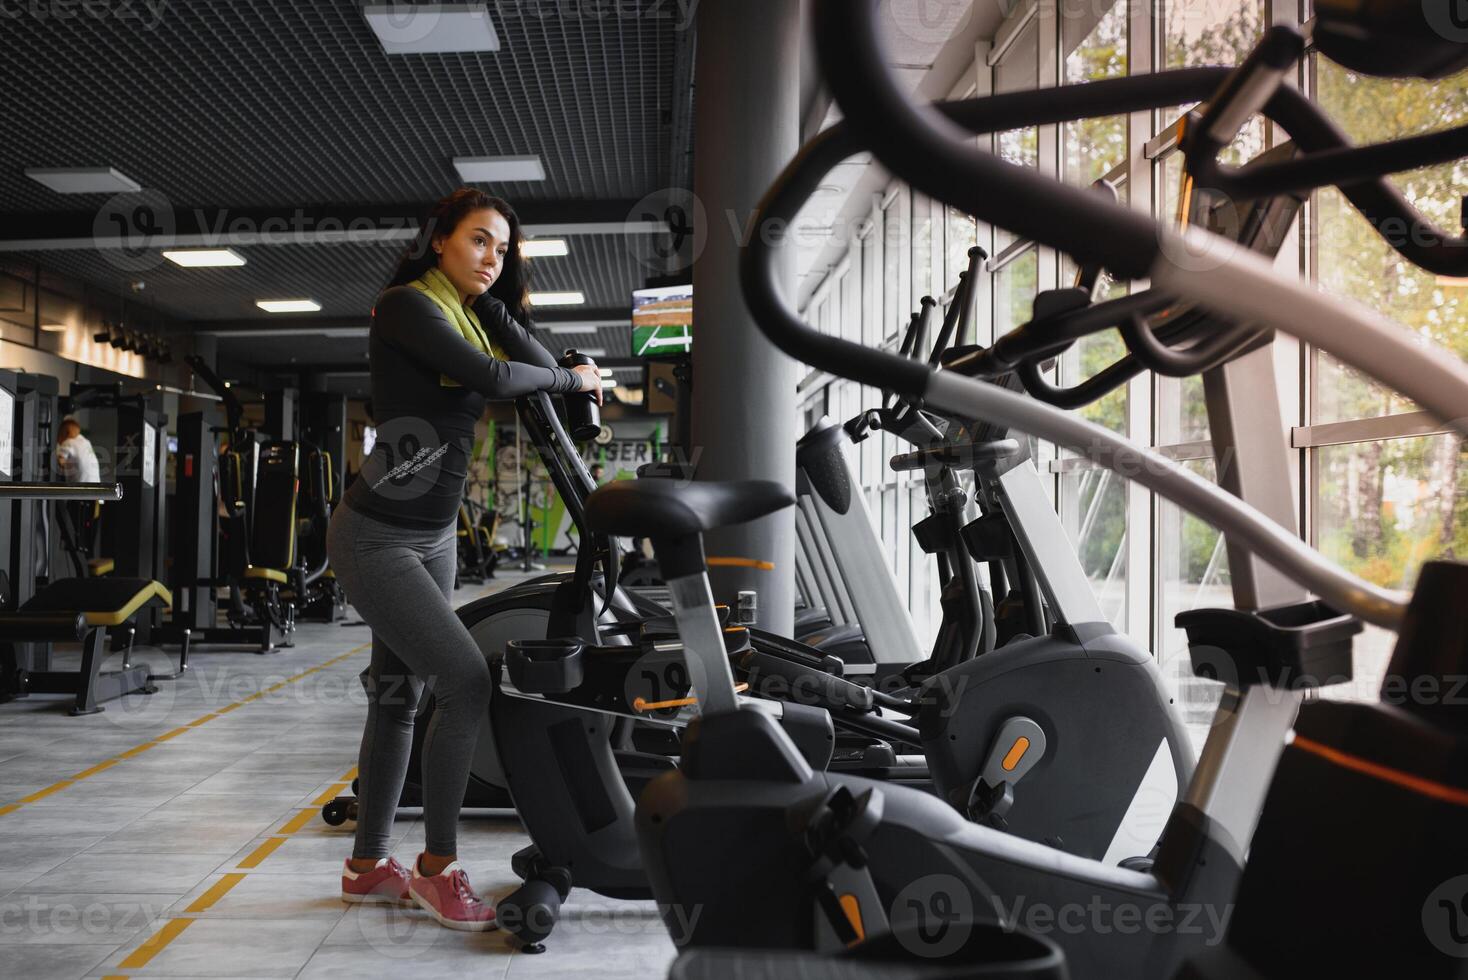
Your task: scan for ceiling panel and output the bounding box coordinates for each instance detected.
[0,1,690,379]
[0,1,684,211]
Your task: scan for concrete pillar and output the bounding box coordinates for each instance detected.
[690,0,801,634]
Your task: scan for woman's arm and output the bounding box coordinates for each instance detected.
[375,287,582,397]
[474,295,560,370]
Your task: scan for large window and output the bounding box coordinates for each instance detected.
[1162,0,1265,163]
[1306,58,1468,698]
[1063,0,1127,187]
[790,1,1468,719]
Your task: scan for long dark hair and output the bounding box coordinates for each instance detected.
[387,188,531,321]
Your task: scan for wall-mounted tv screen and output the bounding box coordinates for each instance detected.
[631,284,692,358]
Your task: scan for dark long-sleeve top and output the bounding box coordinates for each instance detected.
[343,285,582,529]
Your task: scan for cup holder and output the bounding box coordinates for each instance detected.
[506,638,585,695]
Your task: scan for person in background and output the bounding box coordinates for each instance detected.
[589,462,605,485]
[55,417,100,483]
[55,416,103,564]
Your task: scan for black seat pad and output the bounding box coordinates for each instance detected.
[23,578,160,615]
[585,479,794,538]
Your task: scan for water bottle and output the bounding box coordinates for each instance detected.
[560,349,601,441]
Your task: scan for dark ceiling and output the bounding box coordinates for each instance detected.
[0,0,695,397]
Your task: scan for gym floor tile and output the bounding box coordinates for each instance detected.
[0,777,61,802]
[184,771,344,797]
[97,916,339,976]
[319,903,503,948]
[97,751,258,775]
[30,852,226,896]
[90,823,278,856]
[217,829,416,876]
[168,873,349,920]
[0,839,109,877]
[0,756,100,781]
[225,749,355,769]
[0,804,154,837]
[295,941,514,979]
[499,922,676,978]
[0,891,171,946]
[0,942,118,980]
[39,775,205,809]
[146,793,309,819]
[0,871,41,899]
[0,735,71,763]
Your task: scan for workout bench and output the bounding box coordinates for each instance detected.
[0,578,182,716]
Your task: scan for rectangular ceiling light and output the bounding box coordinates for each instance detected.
[364,3,500,54]
[41,323,67,333]
[529,291,585,307]
[578,348,607,358]
[25,167,141,194]
[257,299,322,314]
[453,155,546,183]
[164,248,246,268]
[521,239,569,258]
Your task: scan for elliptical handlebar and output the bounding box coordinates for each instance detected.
[926,247,986,368]
[803,0,1468,432]
[1180,24,1468,278]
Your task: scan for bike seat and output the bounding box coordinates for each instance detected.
[585,478,794,538]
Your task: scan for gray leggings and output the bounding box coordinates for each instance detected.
[327,503,491,859]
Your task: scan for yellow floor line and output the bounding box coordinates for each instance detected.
[18,781,73,804]
[0,643,370,819]
[312,782,349,806]
[236,835,288,869]
[184,873,247,914]
[117,918,195,969]
[111,764,357,971]
[276,807,318,835]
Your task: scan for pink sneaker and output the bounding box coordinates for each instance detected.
[341,857,413,906]
[408,858,499,932]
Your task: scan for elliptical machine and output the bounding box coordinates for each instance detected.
[634,6,1468,978]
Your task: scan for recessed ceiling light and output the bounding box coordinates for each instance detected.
[25,166,141,194]
[365,3,500,54]
[41,323,67,333]
[529,291,585,307]
[257,299,322,314]
[164,248,246,268]
[453,155,546,183]
[521,239,568,258]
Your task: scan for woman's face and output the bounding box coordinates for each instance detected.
[434,207,512,301]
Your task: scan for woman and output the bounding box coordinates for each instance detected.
[329,188,601,930]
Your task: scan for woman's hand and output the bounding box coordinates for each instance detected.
[572,363,604,405]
